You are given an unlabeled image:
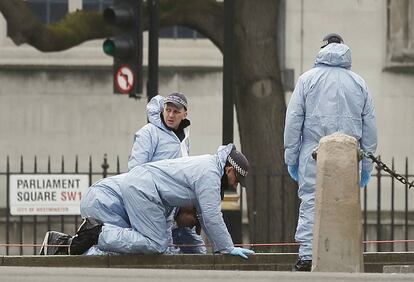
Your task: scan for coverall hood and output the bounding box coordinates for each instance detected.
[315,43,352,70]
[216,144,235,173]
[147,95,168,131]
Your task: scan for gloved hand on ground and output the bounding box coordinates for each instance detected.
[288,164,299,182]
[359,170,371,188]
[229,247,255,259]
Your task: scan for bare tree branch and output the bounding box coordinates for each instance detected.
[0,0,117,51]
[0,0,223,52]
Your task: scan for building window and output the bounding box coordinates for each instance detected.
[25,0,68,24]
[82,0,112,12]
[160,26,205,40]
[386,0,414,71]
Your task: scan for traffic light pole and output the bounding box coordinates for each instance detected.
[147,0,159,102]
[222,0,242,245]
[222,0,234,145]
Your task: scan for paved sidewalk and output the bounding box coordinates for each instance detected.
[2,252,414,272]
[1,266,414,282]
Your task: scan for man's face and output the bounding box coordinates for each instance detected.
[225,166,239,190]
[163,103,187,130]
[176,207,198,228]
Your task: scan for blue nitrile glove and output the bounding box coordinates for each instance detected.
[287,164,299,182]
[229,247,255,259]
[360,170,371,188]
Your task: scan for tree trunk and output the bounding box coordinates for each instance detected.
[233,0,298,250]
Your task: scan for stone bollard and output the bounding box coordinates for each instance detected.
[312,132,364,272]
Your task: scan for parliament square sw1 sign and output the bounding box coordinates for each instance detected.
[9,174,89,215]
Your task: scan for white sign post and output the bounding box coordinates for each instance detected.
[9,174,89,215]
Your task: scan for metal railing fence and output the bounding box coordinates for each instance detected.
[0,155,413,255]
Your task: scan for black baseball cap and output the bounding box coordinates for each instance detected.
[321,33,344,48]
[165,92,188,110]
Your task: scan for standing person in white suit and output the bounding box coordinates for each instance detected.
[128,92,191,170]
[284,33,377,271]
[127,92,204,253]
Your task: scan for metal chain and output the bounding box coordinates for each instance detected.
[362,151,414,189]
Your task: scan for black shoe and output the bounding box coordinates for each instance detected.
[292,259,312,272]
[69,217,103,255]
[39,231,72,255]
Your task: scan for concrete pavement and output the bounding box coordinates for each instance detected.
[1,266,414,282]
[2,252,414,272]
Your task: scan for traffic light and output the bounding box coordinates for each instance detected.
[103,0,142,98]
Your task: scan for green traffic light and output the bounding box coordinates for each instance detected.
[103,39,115,56]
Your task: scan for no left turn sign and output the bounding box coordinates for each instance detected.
[115,65,135,94]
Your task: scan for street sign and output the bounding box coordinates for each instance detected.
[9,174,89,215]
[115,65,135,94]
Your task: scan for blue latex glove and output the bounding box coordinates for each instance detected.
[287,164,299,182]
[229,247,255,259]
[360,170,371,188]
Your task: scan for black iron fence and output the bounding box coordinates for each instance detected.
[0,155,413,255]
[363,157,414,252]
[0,155,120,255]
